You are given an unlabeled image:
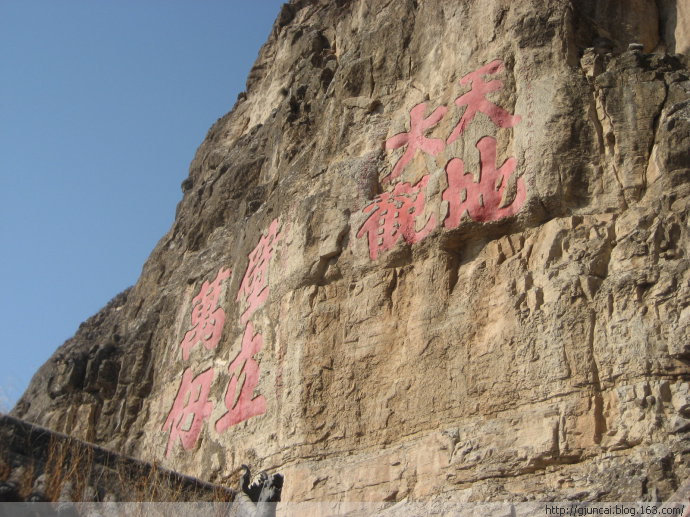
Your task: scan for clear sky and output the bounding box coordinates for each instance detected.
[0,1,285,412]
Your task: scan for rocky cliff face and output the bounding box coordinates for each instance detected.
[13,0,690,502]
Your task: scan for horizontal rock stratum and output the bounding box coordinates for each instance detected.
[12,0,690,502]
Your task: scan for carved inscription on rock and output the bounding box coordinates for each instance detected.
[179,267,231,361]
[446,60,521,145]
[357,175,436,260]
[216,322,267,432]
[162,219,282,456]
[162,368,214,457]
[384,103,448,183]
[237,218,282,324]
[443,136,526,227]
[357,60,526,260]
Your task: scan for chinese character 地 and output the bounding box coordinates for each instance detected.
[237,219,282,324]
[179,267,231,361]
[162,367,214,457]
[443,136,526,227]
[356,175,436,260]
[215,322,267,432]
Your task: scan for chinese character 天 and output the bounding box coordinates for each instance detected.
[446,59,521,145]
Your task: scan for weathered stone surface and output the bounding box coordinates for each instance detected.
[12,0,690,502]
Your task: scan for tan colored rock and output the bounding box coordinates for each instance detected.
[659,0,690,56]
[12,0,690,503]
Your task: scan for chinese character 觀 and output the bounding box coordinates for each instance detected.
[357,175,436,260]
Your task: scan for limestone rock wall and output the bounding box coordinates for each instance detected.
[13,0,690,502]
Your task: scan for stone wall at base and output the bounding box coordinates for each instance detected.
[0,414,234,502]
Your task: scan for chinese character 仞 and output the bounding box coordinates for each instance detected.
[443,136,526,227]
[179,267,231,361]
[356,175,436,260]
[162,367,214,457]
[384,102,448,183]
[215,322,267,432]
[447,60,521,145]
[236,219,282,324]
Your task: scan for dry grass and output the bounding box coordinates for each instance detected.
[45,437,68,500]
[120,458,189,501]
[111,451,235,502]
[17,461,35,500]
[44,436,94,501]
[117,459,188,502]
[1,435,235,502]
[212,484,235,503]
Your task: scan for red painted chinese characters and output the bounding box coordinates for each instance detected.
[163,220,281,456]
[447,60,521,145]
[179,267,231,361]
[164,266,231,457]
[225,220,282,428]
[357,175,436,260]
[359,60,526,260]
[384,103,447,183]
[237,219,282,324]
[216,322,267,432]
[163,368,214,457]
[443,136,526,227]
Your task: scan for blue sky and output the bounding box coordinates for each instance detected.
[0,1,284,411]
